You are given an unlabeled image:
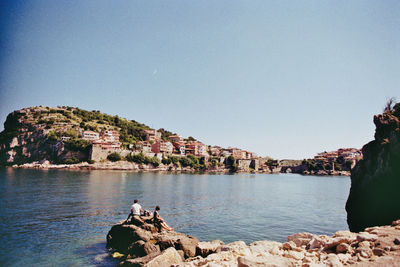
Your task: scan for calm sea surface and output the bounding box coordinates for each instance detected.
[0,168,350,266]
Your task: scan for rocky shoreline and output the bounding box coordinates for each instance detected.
[107,218,400,267]
[9,161,351,176]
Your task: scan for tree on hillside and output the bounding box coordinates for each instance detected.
[227,155,237,172]
[107,152,122,162]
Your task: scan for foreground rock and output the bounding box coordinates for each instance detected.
[346,105,400,232]
[106,219,221,266]
[107,219,400,266]
[183,220,400,266]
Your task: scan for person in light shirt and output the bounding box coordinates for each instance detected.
[126,199,144,224]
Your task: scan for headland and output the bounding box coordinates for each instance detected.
[1,106,359,175]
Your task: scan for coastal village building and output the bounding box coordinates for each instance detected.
[221,149,232,157]
[89,129,122,161]
[227,147,247,160]
[185,141,207,157]
[92,140,121,150]
[151,140,173,154]
[82,130,100,141]
[135,141,152,154]
[142,129,161,142]
[60,136,71,141]
[314,148,362,163]
[100,130,120,142]
[172,141,186,155]
[246,151,257,160]
[209,146,222,156]
[338,148,362,161]
[168,135,183,143]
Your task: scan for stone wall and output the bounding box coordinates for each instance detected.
[90,146,130,161]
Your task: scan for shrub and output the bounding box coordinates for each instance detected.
[64,129,78,138]
[64,138,91,152]
[345,160,353,170]
[169,156,180,166]
[127,153,146,164]
[393,102,400,118]
[47,130,59,141]
[107,152,122,162]
[210,158,218,167]
[64,157,80,164]
[149,156,160,167]
[87,159,95,164]
[334,163,342,171]
[162,157,172,165]
[179,157,192,167]
[187,154,199,165]
[227,155,237,172]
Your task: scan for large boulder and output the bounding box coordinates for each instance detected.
[196,240,224,257]
[107,219,206,264]
[145,247,183,267]
[346,109,400,232]
[287,232,315,247]
[120,247,182,267]
[107,223,149,254]
[119,252,160,267]
[175,235,199,258]
[237,254,295,267]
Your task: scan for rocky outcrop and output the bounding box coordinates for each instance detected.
[346,107,400,232]
[183,219,400,266]
[107,218,400,266]
[106,219,222,266]
[120,247,183,267]
[0,107,89,165]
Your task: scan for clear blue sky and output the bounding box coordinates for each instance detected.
[1,1,399,159]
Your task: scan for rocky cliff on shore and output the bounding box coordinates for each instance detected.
[107,218,400,266]
[346,103,400,232]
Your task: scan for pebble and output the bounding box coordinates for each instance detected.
[372,248,385,256]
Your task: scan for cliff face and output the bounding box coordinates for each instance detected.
[0,106,148,165]
[0,109,55,164]
[346,105,400,232]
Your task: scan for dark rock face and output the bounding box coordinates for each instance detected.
[106,219,214,266]
[346,110,400,232]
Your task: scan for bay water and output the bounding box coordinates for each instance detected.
[0,168,350,266]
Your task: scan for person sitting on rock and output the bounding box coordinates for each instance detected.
[126,199,144,225]
[153,205,174,232]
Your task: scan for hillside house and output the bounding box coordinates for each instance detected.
[209,146,222,156]
[90,139,122,161]
[151,141,173,154]
[92,140,121,150]
[172,142,186,155]
[60,136,71,141]
[135,141,152,154]
[100,130,120,142]
[82,130,99,141]
[246,151,257,160]
[185,142,207,157]
[168,135,183,143]
[227,148,246,160]
[142,129,161,142]
[338,148,362,160]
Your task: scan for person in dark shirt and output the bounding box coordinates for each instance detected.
[153,206,174,232]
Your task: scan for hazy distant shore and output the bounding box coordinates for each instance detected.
[9,161,351,176]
